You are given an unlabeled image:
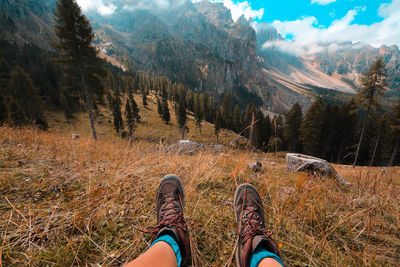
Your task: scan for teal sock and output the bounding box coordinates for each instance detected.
[150,233,182,267]
[250,244,284,267]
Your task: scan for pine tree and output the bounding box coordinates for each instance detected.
[232,104,242,133]
[324,104,341,162]
[7,66,47,129]
[9,102,27,126]
[220,94,232,129]
[125,99,135,141]
[336,99,358,164]
[161,98,170,125]
[320,104,333,158]
[59,93,73,119]
[0,92,8,125]
[142,90,148,107]
[194,93,202,133]
[368,114,388,166]
[270,115,284,152]
[52,0,103,140]
[284,103,302,152]
[175,98,187,139]
[250,110,265,149]
[129,95,140,123]
[200,93,209,121]
[300,98,324,157]
[215,110,221,143]
[353,57,387,167]
[0,58,10,89]
[157,97,162,117]
[243,103,257,139]
[261,115,272,151]
[185,90,194,112]
[112,88,123,134]
[386,100,400,166]
[208,96,217,122]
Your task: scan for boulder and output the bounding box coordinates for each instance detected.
[286,153,348,185]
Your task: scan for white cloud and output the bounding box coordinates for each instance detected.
[208,0,264,21]
[266,0,400,55]
[76,0,117,16]
[311,0,336,5]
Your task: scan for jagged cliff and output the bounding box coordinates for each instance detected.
[89,0,263,106]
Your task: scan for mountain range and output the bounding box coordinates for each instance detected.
[1,0,399,113]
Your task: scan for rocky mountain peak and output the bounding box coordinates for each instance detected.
[254,23,283,50]
[379,45,400,56]
[194,0,234,29]
[236,15,251,26]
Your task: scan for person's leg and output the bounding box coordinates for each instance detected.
[125,175,191,267]
[258,258,282,267]
[124,241,176,267]
[234,184,284,267]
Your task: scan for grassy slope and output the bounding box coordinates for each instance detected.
[45,93,245,146]
[0,97,399,266]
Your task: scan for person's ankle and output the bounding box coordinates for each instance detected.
[249,240,284,267]
[151,232,183,267]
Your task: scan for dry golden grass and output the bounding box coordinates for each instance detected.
[0,123,399,266]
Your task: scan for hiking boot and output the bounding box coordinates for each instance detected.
[234,184,281,267]
[148,175,191,266]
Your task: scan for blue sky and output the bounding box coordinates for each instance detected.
[248,0,392,27]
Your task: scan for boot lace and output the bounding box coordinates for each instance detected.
[239,206,272,244]
[133,193,186,239]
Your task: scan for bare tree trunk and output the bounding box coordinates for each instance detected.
[389,140,399,166]
[370,135,380,166]
[353,115,369,167]
[181,127,185,140]
[248,113,255,149]
[79,68,97,141]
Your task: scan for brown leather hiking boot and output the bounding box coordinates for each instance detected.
[147,175,191,266]
[234,184,281,267]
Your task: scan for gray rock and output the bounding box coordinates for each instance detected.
[286,153,349,185]
[248,162,262,172]
[161,140,225,155]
